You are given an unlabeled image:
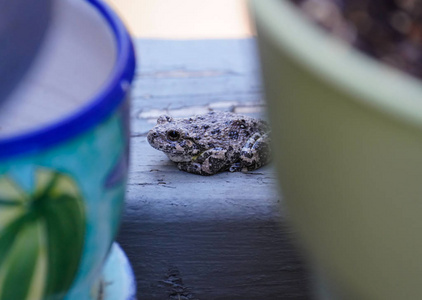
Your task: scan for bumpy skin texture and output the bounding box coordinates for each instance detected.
[147,111,271,175]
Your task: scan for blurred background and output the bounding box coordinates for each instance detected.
[104,0,254,39]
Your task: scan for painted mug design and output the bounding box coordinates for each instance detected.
[0,168,86,300]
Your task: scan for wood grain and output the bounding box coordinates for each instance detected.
[117,39,311,299]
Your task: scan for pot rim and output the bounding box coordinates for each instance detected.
[250,0,422,130]
[0,0,136,159]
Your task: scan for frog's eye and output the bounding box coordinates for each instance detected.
[166,130,181,141]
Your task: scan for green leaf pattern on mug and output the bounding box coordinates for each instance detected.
[0,169,86,300]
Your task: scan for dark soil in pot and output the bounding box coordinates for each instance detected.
[290,0,422,80]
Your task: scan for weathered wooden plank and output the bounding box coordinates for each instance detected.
[130,39,261,106]
[117,38,311,299]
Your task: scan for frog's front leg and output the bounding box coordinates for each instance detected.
[230,132,271,172]
[178,148,228,175]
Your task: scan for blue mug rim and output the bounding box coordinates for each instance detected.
[0,0,136,160]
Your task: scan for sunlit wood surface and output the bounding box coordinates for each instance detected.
[104,0,254,38]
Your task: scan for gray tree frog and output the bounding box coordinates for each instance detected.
[147,111,271,175]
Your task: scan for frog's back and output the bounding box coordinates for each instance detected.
[186,111,269,149]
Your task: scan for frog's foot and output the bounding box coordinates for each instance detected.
[238,132,271,171]
[228,162,247,173]
[177,162,206,175]
[178,148,228,175]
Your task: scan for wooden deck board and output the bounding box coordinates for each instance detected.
[117,38,311,299]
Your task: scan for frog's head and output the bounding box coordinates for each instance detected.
[147,115,201,162]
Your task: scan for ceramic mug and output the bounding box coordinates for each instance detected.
[0,0,135,299]
[251,0,422,299]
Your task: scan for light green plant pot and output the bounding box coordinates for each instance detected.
[251,1,422,299]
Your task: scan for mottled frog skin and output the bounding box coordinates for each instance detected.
[147,111,271,175]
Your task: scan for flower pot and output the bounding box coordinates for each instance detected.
[0,0,135,299]
[251,0,422,299]
[0,0,52,102]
